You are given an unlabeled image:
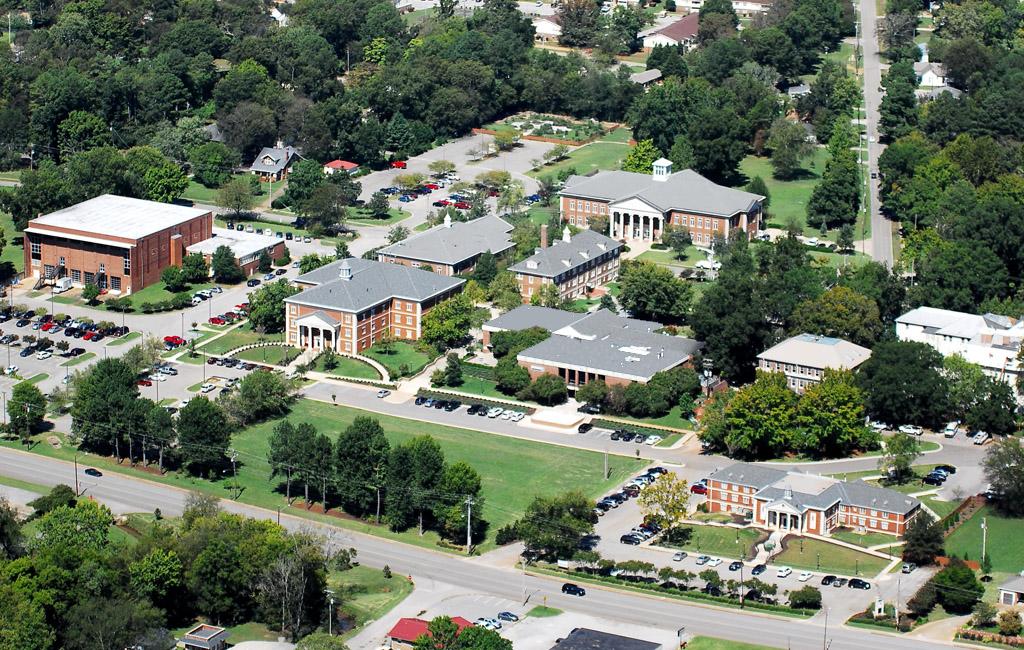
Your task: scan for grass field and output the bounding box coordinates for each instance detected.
[107,331,142,346]
[348,207,411,227]
[60,352,95,367]
[830,528,898,549]
[443,375,509,400]
[527,606,563,618]
[3,399,645,552]
[313,354,382,380]
[661,524,763,560]
[687,637,782,650]
[775,537,889,576]
[528,130,631,180]
[234,344,299,366]
[739,151,829,235]
[945,506,1022,572]
[637,245,707,269]
[182,174,272,205]
[0,472,51,494]
[921,495,959,519]
[364,341,435,377]
[200,325,283,355]
[655,433,683,448]
[19,373,47,385]
[0,211,23,273]
[330,565,414,639]
[626,405,695,431]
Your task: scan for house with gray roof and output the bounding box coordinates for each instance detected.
[758,333,872,393]
[1000,575,1024,605]
[285,257,463,353]
[377,214,514,277]
[484,306,700,387]
[708,462,921,538]
[509,225,622,302]
[558,159,764,247]
[250,143,300,181]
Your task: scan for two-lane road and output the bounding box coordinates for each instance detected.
[859,0,894,266]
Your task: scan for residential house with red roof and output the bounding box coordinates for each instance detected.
[387,617,473,650]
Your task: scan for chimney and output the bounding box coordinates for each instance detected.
[275,139,284,149]
[540,224,548,248]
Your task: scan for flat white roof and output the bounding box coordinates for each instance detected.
[187,227,278,259]
[29,195,209,241]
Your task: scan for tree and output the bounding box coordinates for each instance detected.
[495,357,531,395]
[433,461,485,543]
[299,253,332,274]
[795,370,875,458]
[982,437,1024,515]
[421,294,473,350]
[8,381,46,443]
[472,251,498,286]
[212,245,245,284]
[723,372,797,459]
[933,558,983,614]
[182,254,210,283]
[429,160,457,177]
[82,283,101,304]
[176,397,231,476]
[26,484,76,519]
[518,491,596,559]
[638,473,690,530]
[71,358,140,457]
[442,353,463,387]
[909,241,1008,313]
[878,431,920,482]
[576,380,608,408]
[248,280,301,333]
[879,77,919,141]
[161,265,189,293]
[789,585,822,610]
[456,625,512,650]
[33,500,112,554]
[57,110,110,160]
[190,142,240,188]
[268,421,301,503]
[965,377,1017,436]
[621,140,662,174]
[901,511,944,565]
[130,548,183,613]
[766,118,812,179]
[523,374,568,405]
[368,192,390,219]
[662,225,693,260]
[388,225,410,244]
[335,416,391,517]
[221,370,298,425]
[407,436,445,534]
[807,123,860,228]
[858,341,948,428]
[618,260,692,323]
[297,633,350,650]
[789,286,883,346]
[218,177,255,217]
[998,610,1023,637]
[557,0,601,47]
[258,249,273,274]
[972,601,998,628]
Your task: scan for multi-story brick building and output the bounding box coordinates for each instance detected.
[558,160,764,247]
[284,258,464,354]
[757,334,872,393]
[509,226,622,302]
[483,306,700,389]
[23,194,213,295]
[377,214,514,277]
[707,463,921,537]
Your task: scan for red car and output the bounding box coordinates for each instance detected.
[41,322,53,331]
[453,201,471,210]
[690,483,708,495]
[137,379,153,387]
[424,183,440,190]
[82,331,95,341]
[391,160,407,169]
[163,335,185,347]
[432,199,451,207]
[235,303,249,311]
[209,317,226,325]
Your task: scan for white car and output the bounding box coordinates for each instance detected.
[180,398,191,407]
[150,373,167,382]
[798,571,813,582]
[943,421,959,438]
[973,431,990,445]
[510,411,525,422]
[707,557,723,567]
[4,365,17,375]
[200,382,215,393]
[474,618,495,630]
[645,435,662,446]
[487,407,503,418]
[776,566,792,578]
[376,389,391,398]
[500,411,512,420]
[35,350,52,360]
[898,424,923,435]
[869,421,889,432]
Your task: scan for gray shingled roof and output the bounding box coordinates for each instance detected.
[629,69,662,84]
[250,146,299,174]
[758,334,871,370]
[483,305,584,333]
[560,168,763,217]
[710,463,788,490]
[551,629,660,650]
[286,258,463,313]
[377,215,514,266]
[1001,576,1024,593]
[508,229,622,278]
[516,309,700,382]
[833,480,920,515]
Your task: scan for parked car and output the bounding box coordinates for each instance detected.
[209,317,226,325]
[645,435,662,445]
[848,578,871,590]
[453,201,471,210]
[832,578,848,588]
[84,468,102,477]
[690,483,707,495]
[620,534,642,545]
[751,564,767,576]
[497,612,519,623]
[923,473,946,486]
[695,555,710,566]
[943,421,960,438]
[578,422,593,434]
[377,389,391,399]
[672,551,687,562]
[820,575,837,586]
[246,279,261,287]
[200,382,215,393]
[707,558,723,567]
[901,563,917,574]
[935,464,956,474]
[798,571,813,582]
[561,583,585,596]
[137,379,153,387]
[35,350,52,360]
[391,160,407,169]
[776,566,792,578]
[728,561,743,571]
[973,431,991,445]
[898,424,924,435]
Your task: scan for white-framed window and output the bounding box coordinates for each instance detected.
[30,241,41,260]
[123,251,131,273]
[71,269,81,283]
[110,276,121,291]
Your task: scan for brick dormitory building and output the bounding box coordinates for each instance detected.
[509,225,622,302]
[284,257,464,353]
[707,462,921,537]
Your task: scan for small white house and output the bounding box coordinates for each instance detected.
[1001,576,1024,606]
[914,61,947,88]
[642,13,699,49]
[533,16,562,42]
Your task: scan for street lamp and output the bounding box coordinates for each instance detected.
[325,589,335,635]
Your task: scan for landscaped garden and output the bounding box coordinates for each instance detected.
[200,325,283,355]
[774,537,889,576]
[364,341,435,377]
[234,344,300,366]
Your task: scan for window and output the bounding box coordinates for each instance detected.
[98,263,105,275]
[58,256,65,267]
[689,216,694,226]
[71,269,81,283]
[44,264,55,278]
[30,241,41,260]
[84,272,95,285]
[110,276,121,291]
[123,252,131,273]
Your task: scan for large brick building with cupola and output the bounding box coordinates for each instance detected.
[558,160,764,246]
[707,462,921,537]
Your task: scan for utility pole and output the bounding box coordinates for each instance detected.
[325,588,335,635]
[74,452,79,496]
[822,608,829,650]
[521,557,528,606]
[981,516,988,563]
[465,496,475,554]
[229,448,239,499]
[896,577,901,630]
[603,447,609,480]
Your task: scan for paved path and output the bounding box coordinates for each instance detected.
[859,0,894,265]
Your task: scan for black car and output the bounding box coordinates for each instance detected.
[649,467,668,476]
[620,534,642,545]
[820,575,837,586]
[433,399,446,409]
[936,464,957,474]
[15,319,28,327]
[923,473,946,486]
[561,583,585,596]
[728,561,743,571]
[751,564,767,576]
[415,396,427,406]
[610,430,622,441]
[577,403,601,414]
[19,347,33,357]
[443,400,461,412]
[246,279,261,287]
[620,431,636,442]
[84,468,102,477]
[275,268,287,275]
[848,578,871,590]
[578,423,593,434]
[70,347,85,356]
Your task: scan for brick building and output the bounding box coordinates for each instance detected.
[23,194,213,295]
[483,306,700,389]
[186,227,286,277]
[285,258,463,353]
[377,214,514,277]
[386,618,472,650]
[757,333,872,394]
[558,160,763,246]
[707,463,921,537]
[509,225,622,302]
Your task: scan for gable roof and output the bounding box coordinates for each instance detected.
[508,229,622,278]
[387,618,473,643]
[757,334,871,371]
[653,12,699,42]
[287,257,464,313]
[325,159,359,171]
[251,146,299,174]
[484,305,590,333]
[561,168,763,218]
[914,61,946,78]
[378,215,515,266]
[629,69,663,85]
[1001,576,1024,594]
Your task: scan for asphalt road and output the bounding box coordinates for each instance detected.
[0,446,947,650]
[859,0,894,266]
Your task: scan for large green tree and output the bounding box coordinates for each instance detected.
[247,279,301,333]
[795,370,875,458]
[982,437,1024,515]
[518,491,596,560]
[176,397,231,476]
[789,286,883,346]
[724,372,798,459]
[618,260,692,323]
[857,341,948,428]
[335,416,391,517]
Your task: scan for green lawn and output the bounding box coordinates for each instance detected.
[4,399,645,552]
[444,375,509,400]
[235,344,300,366]
[526,606,563,618]
[654,433,683,448]
[638,245,707,269]
[529,136,630,180]
[625,405,695,431]
[19,373,47,386]
[945,506,1023,572]
[830,528,899,549]
[60,352,95,367]
[602,127,633,143]
[364,341,435,377]
[686,637,782,650]
[922,495,959,519]
[107,331,141,346]
[84,280,219,311]
[401,7,435,25]
[331,565,414,639]
[0,472,51,494]
[775,537,889,576]
[347,207,411,227]
[739,151,828,235]
[200,326,283,355]
[0,211,24,273]
[182,174,272,205]
[867,464,943,494]
[313,354,382,380]
[660,524,763,560]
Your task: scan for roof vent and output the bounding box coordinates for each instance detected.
[526,260,539,270]
[652,157,673,182]
[338,258,352,281]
